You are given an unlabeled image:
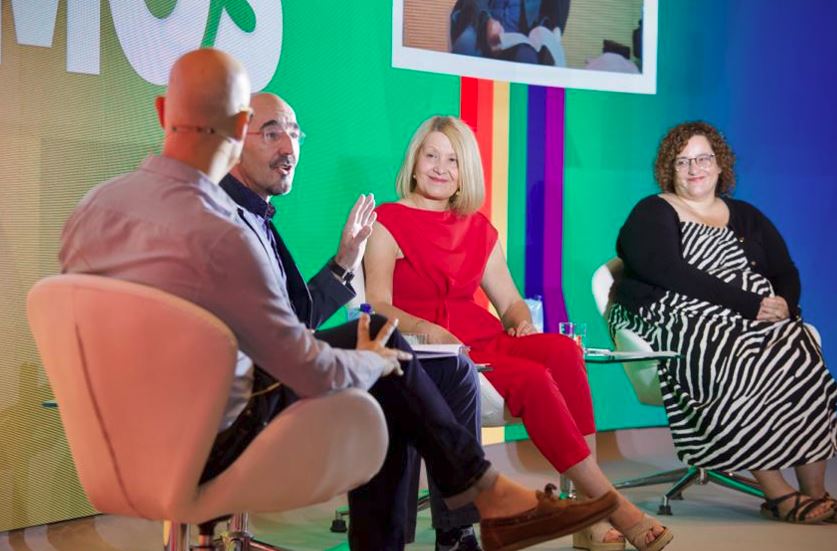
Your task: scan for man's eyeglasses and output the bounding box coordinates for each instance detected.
[248,122,306,145]
[674,154,715,172]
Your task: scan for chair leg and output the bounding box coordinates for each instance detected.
[610,464,764,517]
[559,473,576,499]
[220,513,293,551]
[329,506,349,533]
[613,467,689,490]
[248,540,293,551]
[163,521,189,551]
[330,489,431,535]
[706,470,765,499]
[658,466,701,515]
[416,489,431,512]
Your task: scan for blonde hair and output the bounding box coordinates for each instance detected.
[395,116,484,215]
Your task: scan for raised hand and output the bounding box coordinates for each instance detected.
[335,194,377,273]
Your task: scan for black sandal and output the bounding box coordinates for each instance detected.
[759,491,834,524]
[823,492,837,524]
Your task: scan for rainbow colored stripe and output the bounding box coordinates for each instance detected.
[460,78,568,330]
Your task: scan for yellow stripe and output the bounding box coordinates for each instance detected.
[491,81,510,253]
[481,426,506,446]
[487,83,513,447]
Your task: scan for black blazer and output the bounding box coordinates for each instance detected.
[220,173,355,330]
[268,224,355,330]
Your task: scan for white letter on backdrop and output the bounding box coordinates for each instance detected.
[214,0,283,91]
[110,0,208,85]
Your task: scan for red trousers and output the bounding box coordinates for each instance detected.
[469,332,594,473]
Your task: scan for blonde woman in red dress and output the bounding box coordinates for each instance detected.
[365,116,674,551]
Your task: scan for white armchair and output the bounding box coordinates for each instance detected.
[592,258,772,515]
[347,266,516,429]
[334,265,520,539]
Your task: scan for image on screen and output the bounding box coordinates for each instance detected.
[393,0,658,94]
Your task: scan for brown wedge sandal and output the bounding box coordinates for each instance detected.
[621,514,673,551]
[759,491,835,524]
[572,520,625,551]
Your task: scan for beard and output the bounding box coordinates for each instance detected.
[266,153,296,196]
[268,177,292,196]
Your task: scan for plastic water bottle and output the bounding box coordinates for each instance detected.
[347,302,374,321]
[524,296,544,332]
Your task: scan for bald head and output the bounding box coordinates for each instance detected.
[158,49,252,181]
[164,48,251,132]
[249,93,295,122]
[232,93,302,199]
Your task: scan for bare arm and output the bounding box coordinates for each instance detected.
[364,221,461,344]
[480,241,537,337]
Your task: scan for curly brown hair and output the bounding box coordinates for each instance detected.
[654,121,736,195]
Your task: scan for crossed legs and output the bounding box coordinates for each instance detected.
[473,333,666,546]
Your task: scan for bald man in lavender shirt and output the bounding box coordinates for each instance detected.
[59,49,617,551]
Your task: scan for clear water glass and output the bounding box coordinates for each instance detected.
[558,322,586,350]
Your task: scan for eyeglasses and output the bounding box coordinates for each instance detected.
[248,122,306,145]
[170,106,254,140]
[674,154,715,172]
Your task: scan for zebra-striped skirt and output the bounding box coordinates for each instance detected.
[609,222,837,471]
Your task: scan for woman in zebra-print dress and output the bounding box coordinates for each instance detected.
[609,121,836,523]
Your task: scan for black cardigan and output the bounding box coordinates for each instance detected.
[614,195,801,319]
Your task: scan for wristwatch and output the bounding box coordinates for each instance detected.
[328,257,355,284]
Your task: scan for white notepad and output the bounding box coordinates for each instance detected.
[411,344,466,359]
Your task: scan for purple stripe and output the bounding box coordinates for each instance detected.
[524,87,546,301]
[543,87,567,332]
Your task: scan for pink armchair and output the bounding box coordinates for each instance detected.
[27,274,388,550]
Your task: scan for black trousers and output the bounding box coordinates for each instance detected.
[201,316,491,550]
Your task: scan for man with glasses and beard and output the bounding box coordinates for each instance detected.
[219,92,488,550]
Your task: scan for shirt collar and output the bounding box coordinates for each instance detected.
[141,154,216,188]
[139,155,239,217]
[220,174,276,220]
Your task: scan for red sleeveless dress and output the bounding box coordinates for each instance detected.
[376,203,595,472]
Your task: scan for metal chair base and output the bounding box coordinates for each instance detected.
[613,465,764,515]
[164,514,292,551]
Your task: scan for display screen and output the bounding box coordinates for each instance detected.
[394,0,657,93]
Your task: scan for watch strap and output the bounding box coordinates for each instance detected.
[328,257,354,284]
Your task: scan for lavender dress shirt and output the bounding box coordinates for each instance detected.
[59,155,386,427]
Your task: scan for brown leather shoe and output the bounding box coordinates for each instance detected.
[479,485,619,551]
